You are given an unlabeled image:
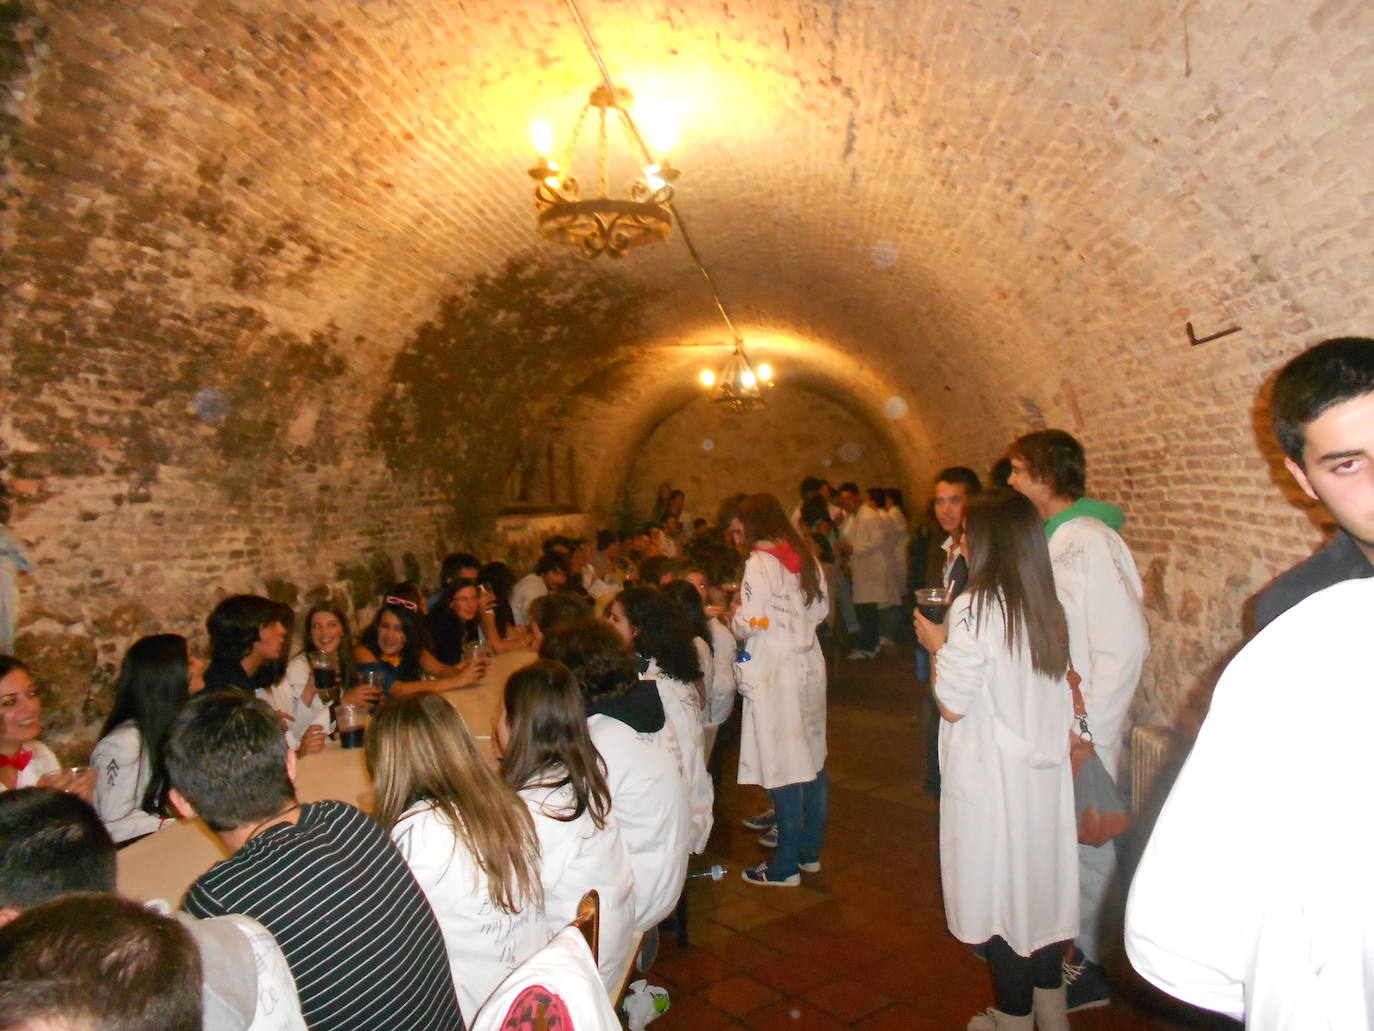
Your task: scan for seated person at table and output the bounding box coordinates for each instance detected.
[663,576,738,760]
[478,561,519,638]
[355,596,486,698]
[270,605,380,748]
[610,588,713,855]
[0,787,305,1031]
[499,660,635,994]
[426,578,486,665]
[0,656,92,801]
[0,893,203,1031]
[511,554,571,627]
[91,634,203,844]
[539,619,691,932]
[425,551,482,613]
[367,693,548,1024]
[526,591,594,648]
[167,691,463,1031]
[203,595,289,696]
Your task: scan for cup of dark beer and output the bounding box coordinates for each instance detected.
[336,705,367,750]
[308,651,338,704]
[915,587,952,624]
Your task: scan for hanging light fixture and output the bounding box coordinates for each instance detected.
[532,0,775,407]
[528,84,680,260]
[701,340,775,413]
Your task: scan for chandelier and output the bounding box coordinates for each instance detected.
[699,341,774,414]
[531,0,774,408]
[528,85,679,260]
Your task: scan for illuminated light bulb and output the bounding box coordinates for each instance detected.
[636,100,678,157]
[644,166,665,191]
[699,369,716,387]
[741,370,757,388]
[757,363,772,382]
[531,121,554,157]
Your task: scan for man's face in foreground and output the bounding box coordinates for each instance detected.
[1286,390,1374,554]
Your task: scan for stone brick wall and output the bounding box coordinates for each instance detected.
[623,385,906,528]
[4,0,1373,761]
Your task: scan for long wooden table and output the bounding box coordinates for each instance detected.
[117,649,537,904]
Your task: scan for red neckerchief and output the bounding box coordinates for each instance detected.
[0,748,33,772]
[757,540,802,573]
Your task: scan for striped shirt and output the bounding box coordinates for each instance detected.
[183,801,465,1031]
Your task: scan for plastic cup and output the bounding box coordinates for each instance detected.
[336,705,368,749]
[915,587,952,624]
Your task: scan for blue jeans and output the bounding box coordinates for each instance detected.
[767,769,829,878]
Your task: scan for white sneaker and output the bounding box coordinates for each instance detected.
[845,648,873,660]
[799,858,821,873]
[758,827,778,848]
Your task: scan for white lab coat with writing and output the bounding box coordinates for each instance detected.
[732,550,829,789]
[389,802,549,1025]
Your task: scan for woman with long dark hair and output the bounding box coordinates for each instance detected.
[271,605,378,748]
[914,489,1076,1031]
[355,592,486,698]
[91,634,204,842]
[730,493,830,887]
[608,586,713,853]
[662,576,736,759]
[498,660,635,994]
[0,656,77,796]
[539,618,691,933]
[367,692,547,1024]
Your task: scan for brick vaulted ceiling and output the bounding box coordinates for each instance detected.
[9,0,1373,473]
[3,0,1374,721]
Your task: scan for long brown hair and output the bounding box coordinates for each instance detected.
[499,660,611,828]
[737,493,822,605]
[367,693,542,913]
[962,490,1070,679]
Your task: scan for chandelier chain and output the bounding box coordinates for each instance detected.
[560,0,742,344]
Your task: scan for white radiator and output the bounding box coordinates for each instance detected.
[1130,725,1176,815]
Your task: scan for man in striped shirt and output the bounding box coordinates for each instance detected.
[167,692,466,1031]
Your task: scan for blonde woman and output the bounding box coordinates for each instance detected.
[367,694,548,1024]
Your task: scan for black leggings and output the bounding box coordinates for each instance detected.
[985,936,1064,1017]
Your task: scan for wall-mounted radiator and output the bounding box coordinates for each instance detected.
[1130,725,1177,815]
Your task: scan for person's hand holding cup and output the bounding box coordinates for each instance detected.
[297,725,327,756]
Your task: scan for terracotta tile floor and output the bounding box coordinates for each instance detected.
[643,648,1241,1031]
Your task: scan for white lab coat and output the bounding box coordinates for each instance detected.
[390,802,550,1025]
[510,573,548,627]
[91,721,165,843]
[1,740,57,791]
[644,658,713,854]
[1126,578,1374,1031]
[935,591,1078,956]
[470,926,621,1031]
[881,506,909,604]
[841,505,894,605]
[702,623,738,727]
[520,780,636,997]
[1048,516,1149,779]
[732,550,829,788]
[587,710,691,932]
